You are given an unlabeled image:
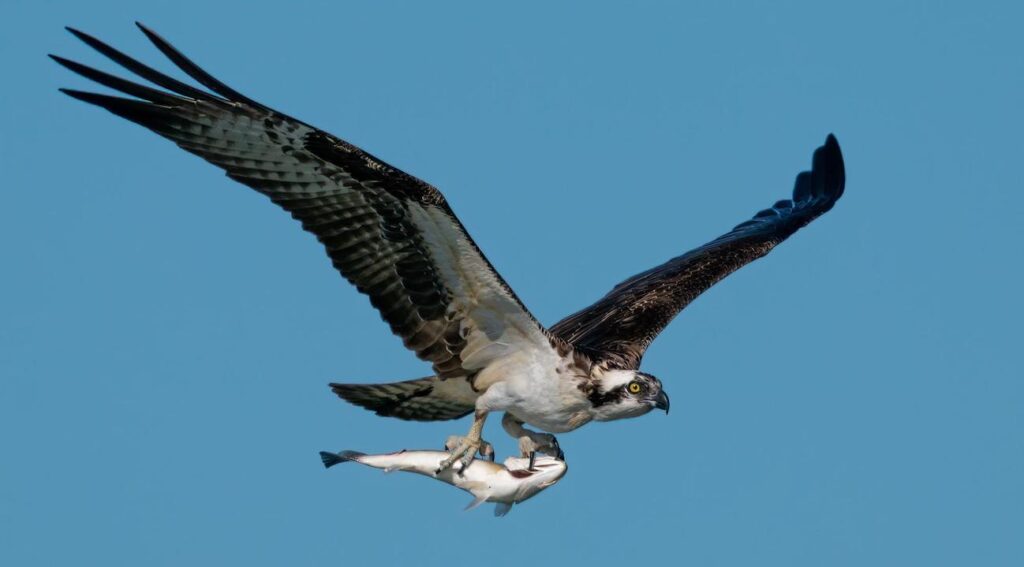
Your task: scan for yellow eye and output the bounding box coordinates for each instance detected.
[628,382,642,394]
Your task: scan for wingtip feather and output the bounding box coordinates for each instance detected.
[814,133,845,200]
[132,22,268,111]
[58,87,95,102]
[64,26,105,48]
[134,21,159,42]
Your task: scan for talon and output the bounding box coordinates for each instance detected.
[439,411,490,474]
[517,430,561,459]
[436,453,457,474]
[478,440,495,461]
[554,438,564,460]
[444,435,462,452]
[528,451,536,471]
[458,451,476,472]
[437,433,490,474]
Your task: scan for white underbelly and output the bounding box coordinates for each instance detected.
[509,404,588,434]
[475,352,591,434]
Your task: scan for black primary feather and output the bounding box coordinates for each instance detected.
[549,135,845,369]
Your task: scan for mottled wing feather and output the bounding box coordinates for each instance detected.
[54,24,553,380]
[330,376,477,421]
[550,135,845,369]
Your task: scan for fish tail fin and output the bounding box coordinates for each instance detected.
[319,450,365,469]
[329,377,474,421]
[494,503,513,517]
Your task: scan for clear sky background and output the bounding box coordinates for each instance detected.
[2,1,1022,565]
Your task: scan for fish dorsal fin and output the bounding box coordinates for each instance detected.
[493,502,513,517]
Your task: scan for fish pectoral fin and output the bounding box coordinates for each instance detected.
[463,494,490,512]
[463,483,492,512]
[493,502,513,517]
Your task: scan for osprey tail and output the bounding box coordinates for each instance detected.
[329,376,477,422]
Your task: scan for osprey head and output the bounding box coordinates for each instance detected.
[588,369,670,421]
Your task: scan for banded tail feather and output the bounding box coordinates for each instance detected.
[330,376,476,421]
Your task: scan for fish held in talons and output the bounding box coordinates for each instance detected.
[319,449,568,516]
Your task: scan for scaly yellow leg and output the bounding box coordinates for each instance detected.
[437,410,491,474]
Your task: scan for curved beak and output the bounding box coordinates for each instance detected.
[654,390,670,414]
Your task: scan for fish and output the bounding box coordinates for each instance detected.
[319,449,568,516]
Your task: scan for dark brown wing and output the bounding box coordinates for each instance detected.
[53,24,555,380]
[549,135,845,369]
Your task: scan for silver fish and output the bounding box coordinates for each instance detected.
[319,449,567,516]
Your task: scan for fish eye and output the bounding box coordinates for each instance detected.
[628,381,642,394]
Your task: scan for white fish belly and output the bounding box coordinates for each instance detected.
[340,449,566,505]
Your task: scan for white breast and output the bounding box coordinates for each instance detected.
[475,352,591,433]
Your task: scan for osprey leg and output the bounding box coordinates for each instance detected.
[437,410,490,473]
[502,413,563,463]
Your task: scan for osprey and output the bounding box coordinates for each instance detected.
[54,24,845,471]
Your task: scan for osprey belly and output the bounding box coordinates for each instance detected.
[508,404,592,434]
[491,361,594,434]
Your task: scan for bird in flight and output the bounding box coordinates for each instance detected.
[54,23,845,472]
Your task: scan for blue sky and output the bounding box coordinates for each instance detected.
[2,1,1022,565]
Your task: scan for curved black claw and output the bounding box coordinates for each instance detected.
[527,451,537,471]
[478,440,495,462]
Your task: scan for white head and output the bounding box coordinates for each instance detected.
[586,369,670,422]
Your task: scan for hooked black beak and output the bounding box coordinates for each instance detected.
[654,390,670,414]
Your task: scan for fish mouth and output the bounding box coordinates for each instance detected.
[535,462,568,486]
[506,456,568,488]
[536,469,567,488]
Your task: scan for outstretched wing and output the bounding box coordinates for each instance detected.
[53,24,555,380]
[550,135,845,369]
